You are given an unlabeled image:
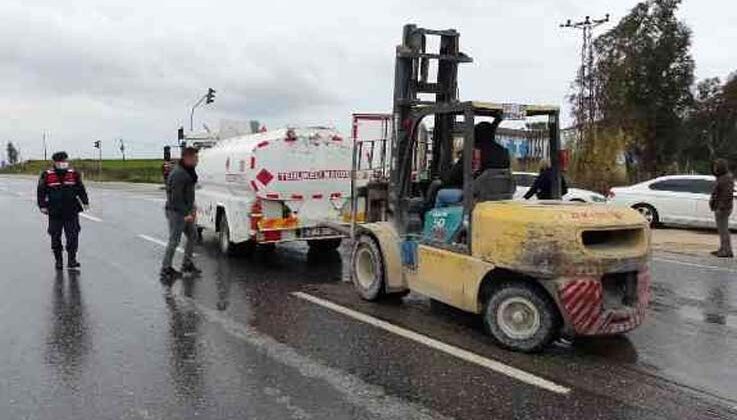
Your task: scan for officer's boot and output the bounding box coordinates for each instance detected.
[67,251,81,270]
[54,249,63,270]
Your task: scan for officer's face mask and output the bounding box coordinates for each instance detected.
[55,161,69,170]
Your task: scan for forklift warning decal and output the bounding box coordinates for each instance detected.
[277,170,350,181]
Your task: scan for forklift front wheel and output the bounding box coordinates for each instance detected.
[351,235,385,301]
[483,282,560,352]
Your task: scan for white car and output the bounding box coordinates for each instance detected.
[608,175,737,229]
[512,172,607,203]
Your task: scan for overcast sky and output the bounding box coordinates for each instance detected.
[1,0,735,160]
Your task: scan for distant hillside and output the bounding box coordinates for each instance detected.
[0,159,165,184]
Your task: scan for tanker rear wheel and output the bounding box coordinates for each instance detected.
[218,215,235,256]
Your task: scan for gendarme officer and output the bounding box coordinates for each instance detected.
[37,151,89,270]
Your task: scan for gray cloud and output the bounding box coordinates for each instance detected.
[0,0,734,159]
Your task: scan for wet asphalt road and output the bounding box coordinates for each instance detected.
[1,175,737,420]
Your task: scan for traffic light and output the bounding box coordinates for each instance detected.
[177,126,184,141]
[163,146,171,161]
[93,140,101,149]
[205,88,216,104]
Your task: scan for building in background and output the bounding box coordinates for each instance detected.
[183,119,263,150]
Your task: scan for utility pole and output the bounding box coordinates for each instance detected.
[42,131,48,161]
[119,138,126,161]
[560,14,609,149]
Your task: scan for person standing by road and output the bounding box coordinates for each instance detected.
[37,151,89,270]
[161,147,201,280]
[710,159,734,258]
[523,160,568,200]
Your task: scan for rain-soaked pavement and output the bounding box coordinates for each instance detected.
[1,174,737,420]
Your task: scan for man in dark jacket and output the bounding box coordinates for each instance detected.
[37,151,89,270]
[434,121,511,207]
[161,147,201,280]
[523,160,568,200]
[441,121,510,189]
[710,159,734,258]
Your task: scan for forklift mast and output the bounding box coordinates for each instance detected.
[390,24,472,228]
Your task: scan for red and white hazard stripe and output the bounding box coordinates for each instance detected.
[558,266,650,335]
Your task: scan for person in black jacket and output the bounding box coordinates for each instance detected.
[709,159,734,258]
[37,151,89,270]
[441,121,510,189]
[434,121,510,207]
[523,160,568,200]
[161,147,200,280]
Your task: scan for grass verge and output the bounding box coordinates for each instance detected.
[0,159,165,184]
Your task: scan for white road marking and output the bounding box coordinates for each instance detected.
[176,292,450,420]
[79,213,103,222]
[292,292,571,395]
[137,234,196,256]
[653,257,737,274]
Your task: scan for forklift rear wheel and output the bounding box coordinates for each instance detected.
[351,235,384,301]
[483,282,559,352]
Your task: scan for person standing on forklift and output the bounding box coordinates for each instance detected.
[37,151,89,270]
[435,121,510,207]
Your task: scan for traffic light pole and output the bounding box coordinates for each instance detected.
[93,140,102,181]
[189,94,207,132]
[189,88,216,132]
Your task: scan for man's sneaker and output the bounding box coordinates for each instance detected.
[715,251,734,258]
[160,266,183,279]
[55,260,63,270]
[181,261,202,275]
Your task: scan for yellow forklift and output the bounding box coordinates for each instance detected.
[349,25,651,352]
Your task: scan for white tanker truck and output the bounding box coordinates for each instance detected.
[195,127,353,254]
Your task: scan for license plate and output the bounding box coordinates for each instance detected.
[302,227,335,238]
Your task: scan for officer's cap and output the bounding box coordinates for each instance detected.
[52,151,68,162]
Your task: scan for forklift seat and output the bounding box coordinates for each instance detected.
[473,168,516,201]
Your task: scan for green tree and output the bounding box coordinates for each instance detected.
[683,73,737,171]
[574,0,695,181]
[6,142,19,165]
